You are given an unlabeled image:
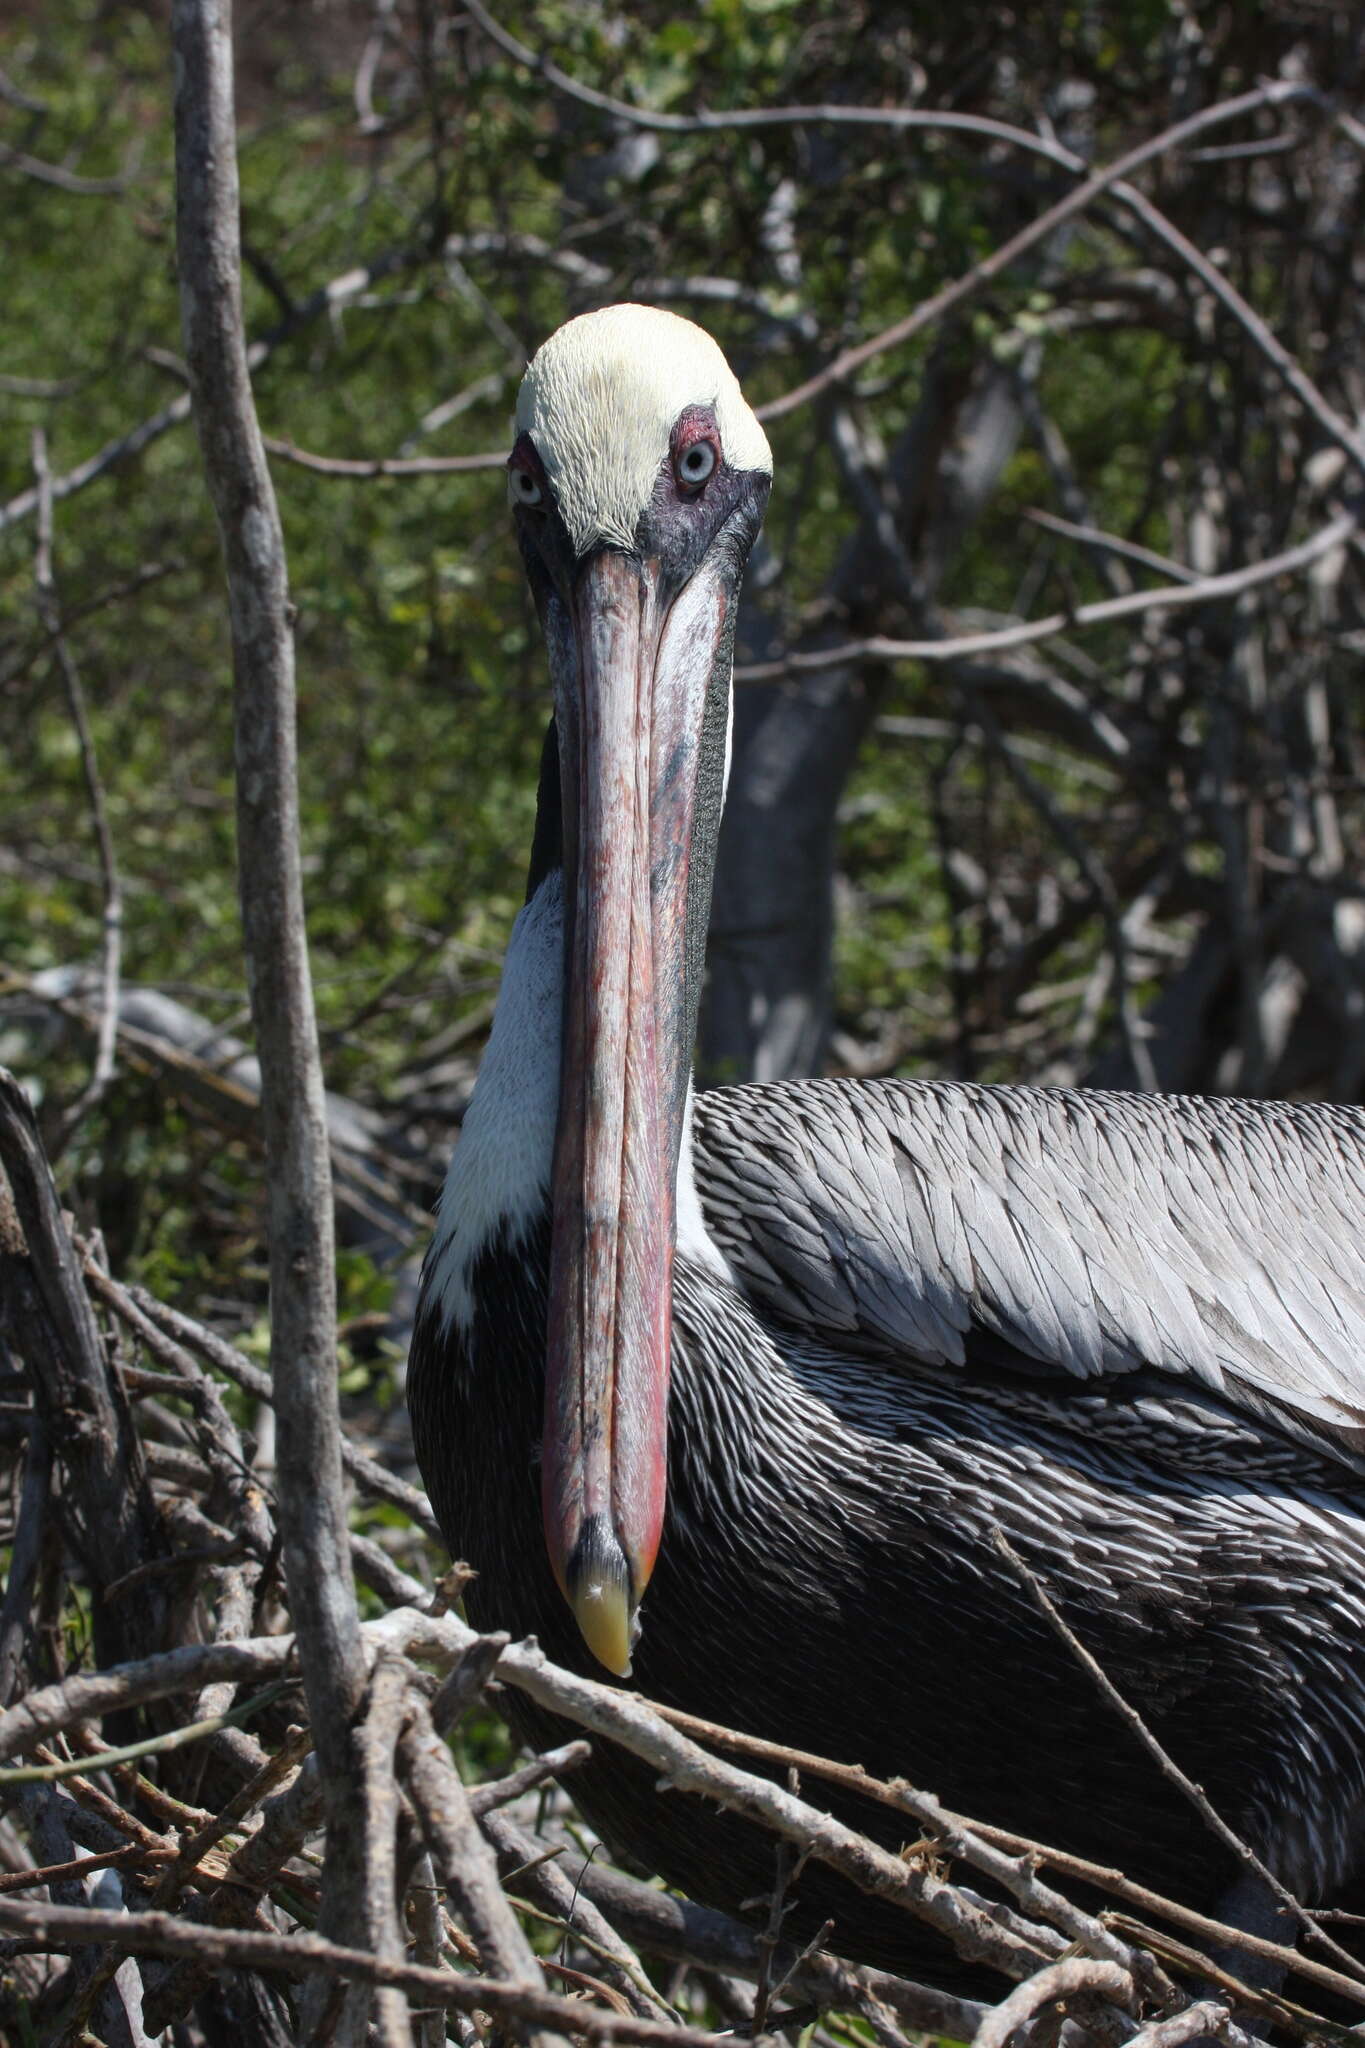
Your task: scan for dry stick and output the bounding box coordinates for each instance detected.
[353,0,395,132]
[0,389,198,539]
[0,64,49,115]
[30,1749,172,1862]
[0,556,184,692]
[483,1638,1137,2005]
[989,1530,1365,1989]
[141,1717,313,1944]
[1111,175,1365,484]
[85,1268,272,1555]
[758,88,1364,475]
[263,435,504,477]
[462,0,1119,155]
[0,1638,296,1761]
[30,432,123,1146]
[22,1788,131,2048]
[15,1785,127,1871]
[1022,507,1198,585]
[751,1806,799,2035]
[0,1843,157,1898]
[120,1283,442,1539]
[467,1741,590,1817]
[0,138,130,194]
[0,1898,741,2046]
[735,506,1359,679]
[463,0,1322,317]
[0,1070,170,1666]
[1106,1917,1364,2048]
[404,1848,446,2048]
[83,1268,277,1733]
[0,1684,287,1784]
[171,0,370,1995]
[481,1810,675,2023]
[0,1415,50,1708]
[572,1859,971,2048]
[972,1956,1135,2048]
[124,1286,276,1736]
[398,1695,568,2048]
[0,1605,448,1764]
[140,1752,328,2035]
[462,1627,1049,1983]
[102,1749,216,1836]
[484,1638,1359,2032]
[428,1630,507,1733]
[633,1703,1311,2002]
[356,1655,415,2048]
[1123,2003,1231,2048]
[350,1530,430,1610]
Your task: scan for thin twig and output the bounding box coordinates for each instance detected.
[1022,506,1198,584]
[115,1282,443,1539]
[735,506,1358,677]
[483,1811,674,2023]
[31,430,123,1147]
[263,435,504,477]
[0,1605,446,1764]
[990,1530,1365,1987]
[0,1681,288,1784]
[0,139,130,194]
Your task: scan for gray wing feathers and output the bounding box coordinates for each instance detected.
[691,1080,1365,1450]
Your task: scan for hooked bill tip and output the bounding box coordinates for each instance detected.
[566,1515,637,1677]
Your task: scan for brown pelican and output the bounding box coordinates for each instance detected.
[409,304,1365,1986]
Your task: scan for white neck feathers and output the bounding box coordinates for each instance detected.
[425,867,727,1335]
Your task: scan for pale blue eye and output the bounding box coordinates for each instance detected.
[677,441,717,486]
[510,471,543,507]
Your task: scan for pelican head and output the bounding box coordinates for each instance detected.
[510,305,772,1674]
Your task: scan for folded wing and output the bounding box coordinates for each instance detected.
[691,1079,1365,1463]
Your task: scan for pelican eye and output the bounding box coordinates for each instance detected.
[510,468,544,509]
[675,439,718,491]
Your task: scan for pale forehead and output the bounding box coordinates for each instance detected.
[514,304,772,555]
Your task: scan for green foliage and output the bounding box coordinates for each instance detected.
[4,0,1351,1272]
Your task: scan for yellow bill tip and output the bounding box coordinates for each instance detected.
[569,1572,635,1678]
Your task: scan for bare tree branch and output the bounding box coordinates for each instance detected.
[262,435,505,478]
[171,0,368,1970]
[971,1957,1135,2048]
[0,1897,746,2045]
[736,506,1359,677]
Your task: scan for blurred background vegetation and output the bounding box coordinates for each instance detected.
[2,0,1363,1353]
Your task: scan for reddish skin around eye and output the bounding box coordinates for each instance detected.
[508,431,547,489]
[670,407,722,487]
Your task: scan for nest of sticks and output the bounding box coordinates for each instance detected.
[3,1072,1365,2048]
